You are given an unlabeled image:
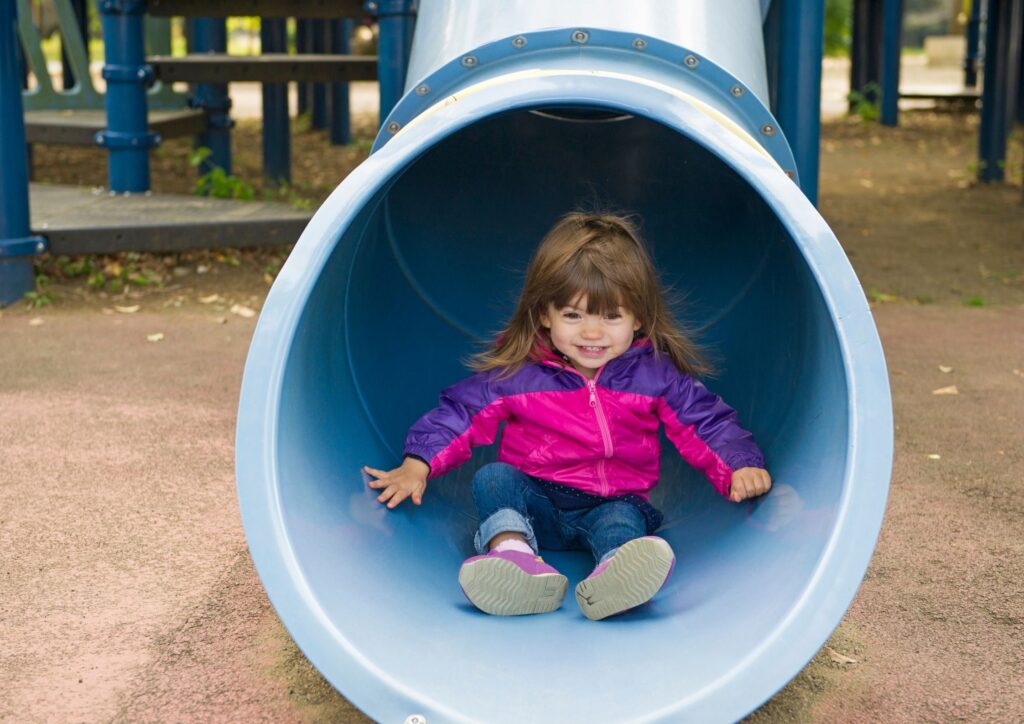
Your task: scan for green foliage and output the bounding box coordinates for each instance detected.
[848,82,882,125]
[190,147,255,200]
[25,269,56,308]
[825,0,853,56]
[964,296,987,307]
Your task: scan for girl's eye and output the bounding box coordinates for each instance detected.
[605,312,622,320]
[562,311,581,320]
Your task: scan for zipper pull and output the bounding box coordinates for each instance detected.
[588,380,597,407]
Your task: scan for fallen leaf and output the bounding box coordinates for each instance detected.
[114,304,140,314]
[997,450,1005,456]
[927,454,941,460]
[932,385,959,395]
[1013,369,1023,378]
[858,178,874,189]
[28,317,44,326]
[230,304,256,319]
[213,316,227,325]
[825,647,858,665]
[938,365,953,374]
[147,333,164,342]
[198,294,222,304]
[196,264,210,275]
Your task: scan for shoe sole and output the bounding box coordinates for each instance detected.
[575,537,675,621]
[458,558,568,616]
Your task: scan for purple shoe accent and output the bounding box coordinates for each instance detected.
[576,536,676,621]
[458,549,568,616]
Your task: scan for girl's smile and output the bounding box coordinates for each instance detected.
[540,296,641,378]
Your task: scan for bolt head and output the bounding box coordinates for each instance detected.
[404,717,426,724]
[731,85,745,97]
[387,122,401,134]
[461,55,477,67]
[36,241,45,253]
[415,84,429,96]
[761,124,776,136]
[512,36,527,48]
[684,55,699,68]
[572,30,589,44]
[633,38,647,50]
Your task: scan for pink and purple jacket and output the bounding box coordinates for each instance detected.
[404,340,765,500]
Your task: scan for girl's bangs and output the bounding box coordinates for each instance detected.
[549,259,628,314]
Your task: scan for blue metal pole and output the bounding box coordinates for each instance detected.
[849,0,883,111]
[311,19,327,129]
[965,0,982,86]
[191,18,232,175]
[296,18,311,116]
[0,0,46,306]
[880,0,904,126]
[772,0,824,204]
[373,0,416,124]
[329,18,353,145]
[978,0,1019,182]
[97,0,157,193]
[261,17,290,185]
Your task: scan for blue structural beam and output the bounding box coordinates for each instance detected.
[261,18,290,184]
[98,0,158,193]
[191,18,232,175]
[329,18,353,145]
[978,0,1023,182]
[850,0,883,109]
[296,18,311,116]
[965,0,982,86]
[880,0,904,126]
[61,0,89,90]
[311,19,328,129]
[1,0,46,305]
[768,0,824,204]
[372,0,416,123]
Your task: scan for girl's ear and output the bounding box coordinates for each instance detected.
[538,308,552,329]
[633,318,642,332]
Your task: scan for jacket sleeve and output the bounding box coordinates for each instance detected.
[403,371,511,479]
[655,372,765,498]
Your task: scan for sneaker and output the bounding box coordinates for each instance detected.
[575,536,675,621]
[458,549,568,616]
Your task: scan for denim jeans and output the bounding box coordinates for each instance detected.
[471,462,650,563]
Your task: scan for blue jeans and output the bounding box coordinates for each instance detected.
[471,462,649,563]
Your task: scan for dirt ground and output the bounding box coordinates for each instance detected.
[2,110,1023,722]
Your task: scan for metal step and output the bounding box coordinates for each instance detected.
[30,184,313,255]
[149,53,378,84]
[25,108,206,146]
[147,0,365,18]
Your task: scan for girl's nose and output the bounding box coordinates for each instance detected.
[581,319,603,338]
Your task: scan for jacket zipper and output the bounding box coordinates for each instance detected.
[587,377,614,496]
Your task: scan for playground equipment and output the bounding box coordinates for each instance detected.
[236,1,893,721]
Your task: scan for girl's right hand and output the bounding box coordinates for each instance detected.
[363,457,429,509]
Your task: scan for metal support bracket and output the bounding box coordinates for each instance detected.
[366,0,417,17]
[102,63,156,86]
[95,129,162,148]
[99,0,147,14]
[0,236,48,258]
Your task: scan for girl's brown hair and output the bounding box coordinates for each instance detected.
[472,212,709,376]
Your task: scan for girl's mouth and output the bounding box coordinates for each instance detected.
[576,345,607,358]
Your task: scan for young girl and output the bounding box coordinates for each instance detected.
[364,212,771,620]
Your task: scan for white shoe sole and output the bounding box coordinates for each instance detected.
[575,537,675,621]
[459,557,568,616]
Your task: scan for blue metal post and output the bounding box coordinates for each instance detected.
[296,18,311,116]
[373,0,416,123]
[849,0,883,111]
[191,18,232,175]
[98,0,157,193]
[880,0,904,126]
[261,17,290,185]
[311,19,327,129]
[965,0,982,86]
[978,0,1022,182]
[1,0,46,305]
[329,18,353,145]
[771,0,824,204]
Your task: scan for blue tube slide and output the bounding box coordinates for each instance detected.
[237,2,892,721]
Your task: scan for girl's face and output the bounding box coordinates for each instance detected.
[539,295,641,378]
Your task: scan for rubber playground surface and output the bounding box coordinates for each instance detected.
[2,113,1023,721]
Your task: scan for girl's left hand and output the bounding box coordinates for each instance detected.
[729,467,772,503]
